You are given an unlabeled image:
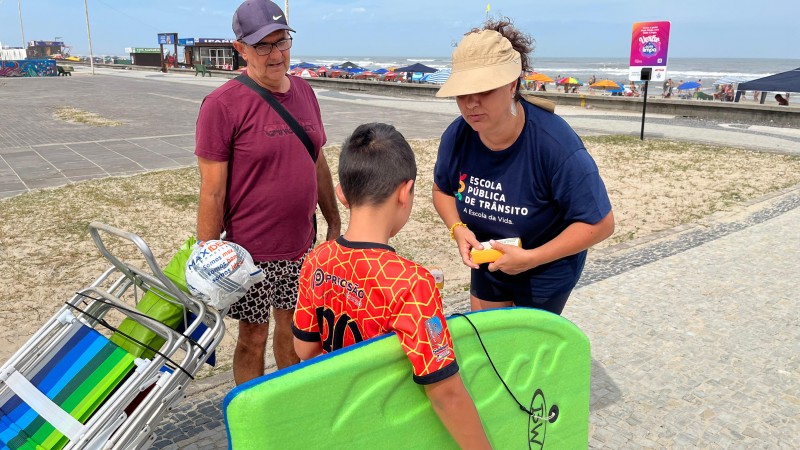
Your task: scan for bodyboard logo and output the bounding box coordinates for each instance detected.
[528,388,548,449]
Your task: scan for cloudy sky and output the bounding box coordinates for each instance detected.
[1,0,798,60]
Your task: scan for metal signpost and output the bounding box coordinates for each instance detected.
[17,0,26,49]
[629,21,671,140]
[84,0,95,74]
[158,33,178,72]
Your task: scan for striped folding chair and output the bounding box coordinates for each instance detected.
[0,222,227,449]
[0,312,136,449]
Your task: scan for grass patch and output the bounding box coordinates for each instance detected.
[53,106,124,127]
[2,136,800,378]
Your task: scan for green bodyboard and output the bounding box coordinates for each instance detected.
[224,308,590,449]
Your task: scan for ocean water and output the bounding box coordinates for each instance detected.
[293,55,799,87]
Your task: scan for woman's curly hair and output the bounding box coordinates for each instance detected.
[470,17,535,72]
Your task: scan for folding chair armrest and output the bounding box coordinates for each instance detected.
[88,222,195,311]
[72,286,179,354]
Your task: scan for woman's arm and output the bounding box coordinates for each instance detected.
[432,184,482,269]
[488,211,615,275]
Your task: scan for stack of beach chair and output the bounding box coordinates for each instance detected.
[0,222,226,449]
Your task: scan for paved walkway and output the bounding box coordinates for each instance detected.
[2,67,798,448]
[2,66,799,199]
[150,186,800,450]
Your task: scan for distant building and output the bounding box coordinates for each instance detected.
[180,38,243,70]
[0,43,27,61]
[26,41,65,59]
[125,48,162,67]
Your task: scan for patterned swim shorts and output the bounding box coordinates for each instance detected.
[227,248,311,324]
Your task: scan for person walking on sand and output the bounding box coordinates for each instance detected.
[432,18,614,315]
[195,0,340,385]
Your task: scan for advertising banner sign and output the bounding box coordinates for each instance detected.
[131,48,161,54]
[628,21,670,82]
[158,33,177,45]
[197,38,235,44]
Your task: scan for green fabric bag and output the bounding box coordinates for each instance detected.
[162,236,196,293]
[110,236,196,359]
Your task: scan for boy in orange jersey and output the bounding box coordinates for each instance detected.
[292,123,491,449]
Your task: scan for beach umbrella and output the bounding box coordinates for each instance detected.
[382,72,398,80]
[393,62,438,74]
[293,62,317,69]
[354,71,376,79]
[316,66,327,73]
[590,79,623,90]
[608,83,625,94]
[298,69,318,78]
[338,61,362,70]
[677,81,701,90]
[425,68,452,84]
[525,72,554,83]
[557,77,582,85]
[373,68,388,74]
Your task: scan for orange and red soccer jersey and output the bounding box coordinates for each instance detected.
[292,237,458,384]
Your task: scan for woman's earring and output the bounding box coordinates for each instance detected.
[510,99,518,117]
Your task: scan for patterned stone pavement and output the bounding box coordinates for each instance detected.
[2,68,798,448]
[149,186,800,450]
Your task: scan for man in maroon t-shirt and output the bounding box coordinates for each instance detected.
[195,0,340,385]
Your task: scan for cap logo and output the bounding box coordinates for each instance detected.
[272,15,282,20]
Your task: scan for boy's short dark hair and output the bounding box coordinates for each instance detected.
[339,123,416,207]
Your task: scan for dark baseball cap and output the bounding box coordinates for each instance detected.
[232,0,295,45]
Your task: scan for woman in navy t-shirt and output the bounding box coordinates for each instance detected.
[433,20,615,315]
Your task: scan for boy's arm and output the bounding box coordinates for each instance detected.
[391,270,490,448]
[424,373,492,449]
[293,337,322,361]
[292,257,323,361]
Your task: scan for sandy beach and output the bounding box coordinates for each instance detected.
[1,135,798,377]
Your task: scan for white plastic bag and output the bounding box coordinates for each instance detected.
[185,240,265,310]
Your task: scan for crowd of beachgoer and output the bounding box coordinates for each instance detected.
[514,73,791,105]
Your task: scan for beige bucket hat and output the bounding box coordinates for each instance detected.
[436,30,522,98]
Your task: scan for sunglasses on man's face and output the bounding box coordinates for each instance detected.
[250,37,293,56]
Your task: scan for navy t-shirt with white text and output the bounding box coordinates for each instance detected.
[434,100,612,297]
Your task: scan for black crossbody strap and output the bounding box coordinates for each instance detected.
[234,74,316,162]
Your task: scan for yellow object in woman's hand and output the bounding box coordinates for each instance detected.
[470,237,521,264]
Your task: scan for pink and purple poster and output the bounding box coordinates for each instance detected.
[628,21,671,82]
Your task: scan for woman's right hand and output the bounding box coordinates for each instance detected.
[453,225,482,269]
